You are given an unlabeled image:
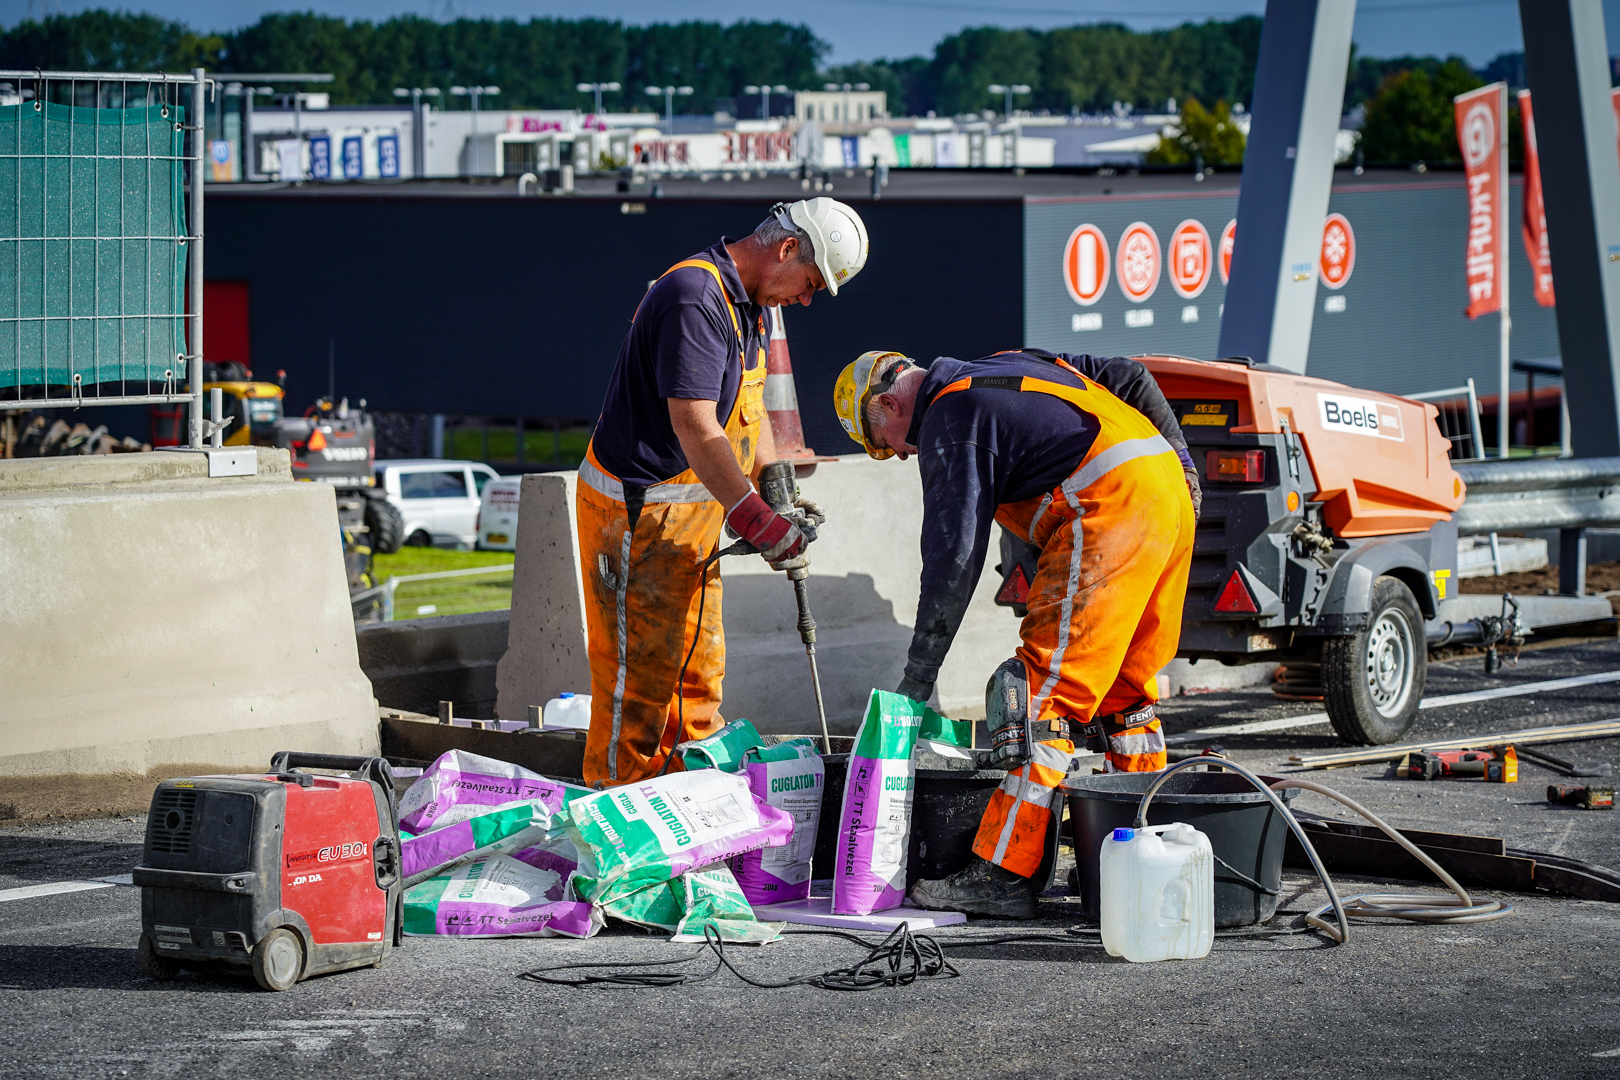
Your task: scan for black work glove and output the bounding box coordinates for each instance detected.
[1184,467,1203,523]
[895,674,934,703]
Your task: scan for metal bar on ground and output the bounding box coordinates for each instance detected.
[1166,668,1620,745]
[1290,718,1620,769]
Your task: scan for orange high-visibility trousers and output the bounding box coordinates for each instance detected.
[576,258,767,785]
[958,364,1194,877]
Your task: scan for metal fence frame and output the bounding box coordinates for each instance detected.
[1407,378,1487,463]
[0,68,208,449]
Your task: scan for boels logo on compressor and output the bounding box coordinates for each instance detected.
[1317,392,1403,441]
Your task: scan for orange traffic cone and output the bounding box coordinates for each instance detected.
[764,305,821,462]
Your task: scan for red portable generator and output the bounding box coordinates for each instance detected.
[133,752,402,992]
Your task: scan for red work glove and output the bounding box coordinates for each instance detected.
[725,492,806,562]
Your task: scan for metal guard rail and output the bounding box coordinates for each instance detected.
[1452,456,1620,535]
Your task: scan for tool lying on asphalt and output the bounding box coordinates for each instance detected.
[1399,746,1517,782]
[1290,718,1620,769]
[702,460,831,753]
[1547,784,1614,810]
[133,752,402,992]
[1515,744,1614,778]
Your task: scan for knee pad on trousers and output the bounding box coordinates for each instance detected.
[986,658,1031,770]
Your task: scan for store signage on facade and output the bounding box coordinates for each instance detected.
[1319,213,1355,290]
[1453,83,1505,318]
[1062,224,1110,306]
[1169,219,1212,299]
[1116,222,1161,302]
[1219,219,1236,285]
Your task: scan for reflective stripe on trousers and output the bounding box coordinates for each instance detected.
[972,739,1074,879]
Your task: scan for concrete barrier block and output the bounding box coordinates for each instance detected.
[495,471,591,720]
[0,448,378,777]
[358,609,509,716]
[493,456,1023,735]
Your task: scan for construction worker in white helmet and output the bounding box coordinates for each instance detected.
[577,199,869,786]
[833,347,1200,917]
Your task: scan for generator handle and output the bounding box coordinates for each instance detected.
[269,751,395,795]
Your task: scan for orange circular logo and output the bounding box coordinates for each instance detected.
[1320,213,1355,290]
[1219,219,1236,285]
[1116,221,1161,303]
[1062,224,1110,307]
[1168,219,1212,299]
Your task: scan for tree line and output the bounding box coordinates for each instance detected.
[0,11,1262,117]
[0,9,1537,164]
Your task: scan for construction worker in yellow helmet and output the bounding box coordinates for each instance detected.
[577,199,869,786]
[833,347,1200,918]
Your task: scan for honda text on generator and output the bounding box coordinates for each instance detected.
[996,356,1468,746]
[133,753,403,992]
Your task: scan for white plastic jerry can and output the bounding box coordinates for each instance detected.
[1099,823,1214,963]
[542,692,592,730]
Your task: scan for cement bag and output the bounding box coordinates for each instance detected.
[677,718,765,772]
[568,768,793,907]
[402,853,602,938]
[588,866,780,943]
[399,800,554,887]
[511,826,596,881]
[731,738,825,906]
[831,690,933,915]
[398,750,582,834]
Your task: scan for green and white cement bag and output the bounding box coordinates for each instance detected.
[677,718,765,772]
[567,767,794,908]
[582,864,781,943]
[831,690,955,915]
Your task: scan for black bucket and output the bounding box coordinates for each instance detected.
[810,755,1006,889]
[1065,770,1301,928]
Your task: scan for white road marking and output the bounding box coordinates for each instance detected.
[1592,1048,1620,1058]
[0,873,134,903]
[1165,668,1620,745]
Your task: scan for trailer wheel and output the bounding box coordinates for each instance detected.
[136,933,179,981]
[1322,575,1426,745]
[251,927,305,992]
[365,493,405,555]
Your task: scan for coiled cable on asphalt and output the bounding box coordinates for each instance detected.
[519,923,959,991]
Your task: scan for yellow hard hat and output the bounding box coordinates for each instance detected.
[833,351,914,460]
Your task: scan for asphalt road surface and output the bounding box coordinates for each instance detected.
[3,638,1619,1079]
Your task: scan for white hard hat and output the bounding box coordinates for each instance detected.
[773,198,869,296]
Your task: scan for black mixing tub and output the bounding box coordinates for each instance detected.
[809,753,1007,890]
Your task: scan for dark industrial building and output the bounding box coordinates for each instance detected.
[203,167,1561,461]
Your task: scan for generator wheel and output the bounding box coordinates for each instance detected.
[365,493,405,555]
[136,933,179,981]
[1322,575,1426,745]
[251,927,305,992]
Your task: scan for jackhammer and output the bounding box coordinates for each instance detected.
[705,460,832,752]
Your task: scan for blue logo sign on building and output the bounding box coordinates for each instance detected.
[378,134,400,178]
[342,136,363,180]
[308,135,331,180]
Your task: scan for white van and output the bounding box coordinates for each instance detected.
[477,477,522,551]
[373,459,501,548]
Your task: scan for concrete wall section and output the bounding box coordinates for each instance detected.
[495,472,592,720]
[0,449,378,776]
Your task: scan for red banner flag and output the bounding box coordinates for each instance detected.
[1519,89,1555,307]
[1455,83,1507,318]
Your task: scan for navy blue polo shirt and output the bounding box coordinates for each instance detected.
[901,350,1193,686]
[591,239,765,488]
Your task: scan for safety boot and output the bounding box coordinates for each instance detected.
[910,856,1036,919]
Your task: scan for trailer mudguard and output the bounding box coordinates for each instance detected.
[1316,539,1437,633]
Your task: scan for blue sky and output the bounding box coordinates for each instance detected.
[16,0,1620,66]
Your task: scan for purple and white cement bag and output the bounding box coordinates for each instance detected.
[402,853,602,938]
[400,800,553,887]
[831,690,929,915]
[731,739,824,906]
[397,750,578,834]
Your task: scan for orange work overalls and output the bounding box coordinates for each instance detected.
[575,258,767,785]
[934,360,1194,877]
